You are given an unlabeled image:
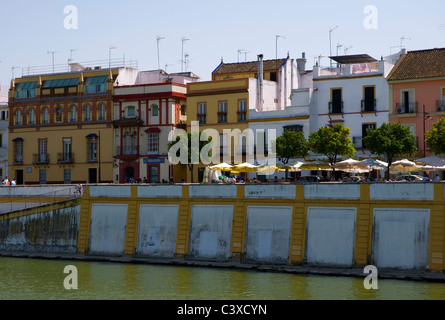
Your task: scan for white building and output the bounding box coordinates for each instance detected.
[311,54,397,159]
[0,85,8,181]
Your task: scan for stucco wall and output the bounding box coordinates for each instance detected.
[0,205,80,253]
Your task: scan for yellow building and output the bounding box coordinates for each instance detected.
[8,66,124,185]
[183,78,250,182]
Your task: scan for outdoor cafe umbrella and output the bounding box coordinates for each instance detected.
[232,162,258,173]
[333,158,369,173]
[297,160,332,171]
[390,159,421,173]
[359,158,388,170]
[414,155,445,168]
[209,163,233,171]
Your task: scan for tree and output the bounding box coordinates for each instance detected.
[425,118,445,155]
[363,122,417,180]
[168,131,212,183]
[308,123,356,172]
[275,130,309,178]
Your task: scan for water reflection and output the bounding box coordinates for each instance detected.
[0,257,444,300]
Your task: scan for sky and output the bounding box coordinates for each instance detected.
[0,0,444,87]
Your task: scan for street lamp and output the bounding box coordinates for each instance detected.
[423,104,433,157]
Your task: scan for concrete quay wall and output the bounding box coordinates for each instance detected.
[0,183,444,273]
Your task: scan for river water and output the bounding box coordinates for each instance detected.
[1,257,444,300]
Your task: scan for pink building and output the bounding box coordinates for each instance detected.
[387,48,445,157]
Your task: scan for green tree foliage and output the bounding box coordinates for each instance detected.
[168,132,212,183]
[308,124,356,172]
[275,130,309,164]
[363,122,417,180]
[425,118,445,155]
[275,130,309,178]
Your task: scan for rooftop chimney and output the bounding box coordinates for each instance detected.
[296,52,307,74]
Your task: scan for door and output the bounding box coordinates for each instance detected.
[89,168,97,184]
[364,87,375,112]
[331,89,342,113]
[403,91,410,113]
[148,165,159,183]
[16,170,23,185]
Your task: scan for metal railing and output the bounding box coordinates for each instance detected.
[329,101,344,114]
[0,187,78,214]
[361,99,377,112]
[395,102,417,114]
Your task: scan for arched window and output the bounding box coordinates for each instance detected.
[70,106,77,123]
[99,104,106,121]
[29,109,35,125]
[84,105,91,122]
[56,106,63,122]
[42,108,49,124]
[15,110,22,126]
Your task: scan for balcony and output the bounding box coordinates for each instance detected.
[329,101,344,114]
[33,153,50,165]
[115,146,138,157]
[395,102,417,114]
[436,100,445,112]
[361,100,377,113]
[13,154,23,165]
[57,152,75,164]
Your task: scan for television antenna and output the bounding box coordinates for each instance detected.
[181,37,190,72]
[109,46,117,68]
[68,49,77,66]
[344,46,353,55]
[12,66,20,79]
[156,36,165,70]
[47,50,58,73]
[329,26,338,68]
[238,49,246,63]
[276,35,286,59]
[400,36,411,49]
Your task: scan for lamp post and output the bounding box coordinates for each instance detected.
[423,104,433,157]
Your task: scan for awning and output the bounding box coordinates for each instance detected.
[42,78,79,88]
[12,137,23,142]
[84,75,109,85]
[329,54,377,65]
[145,127,161,133]
[16,82,38,91]
[86,133,98,139]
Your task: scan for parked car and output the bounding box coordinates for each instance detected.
[299,175,327,183]
[395,175,423,181]
[347,176,366,182]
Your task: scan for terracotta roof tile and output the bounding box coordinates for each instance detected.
[212,58,287,75]
[386,48,445,81]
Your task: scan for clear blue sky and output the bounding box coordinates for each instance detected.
[0,0,444,86]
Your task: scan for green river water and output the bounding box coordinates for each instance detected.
[1,257,444,300]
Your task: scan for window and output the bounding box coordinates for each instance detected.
[29,109,35,125]
[147,133,160,154]
[238,100,246,122]
[362,86,376,112]
[329,88,343,114]
[39,139,47,163]
[218,101,227,123]
[70,106,77,123]
[123,130,137,155]
[15,140,23,164]
[15,110,22,125]
[98,104,106,121]
[181,105,186,116]
[1,110,8,120]
[63,138,72,162]
[55,106,63,122]
[151,105,159,117]
[270,72,277,82]
[84,105,91,122]
[127,106,136,117]
[0,134,2,148]
[15,82,37,99]
[148,166,159,183]
[84,76,108,94]
[42,108,49,124]
[284,125,303,132]
[396,90,416,114]
[362,123,376,149]
[198,103,206,124]
[87,137,98,162]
